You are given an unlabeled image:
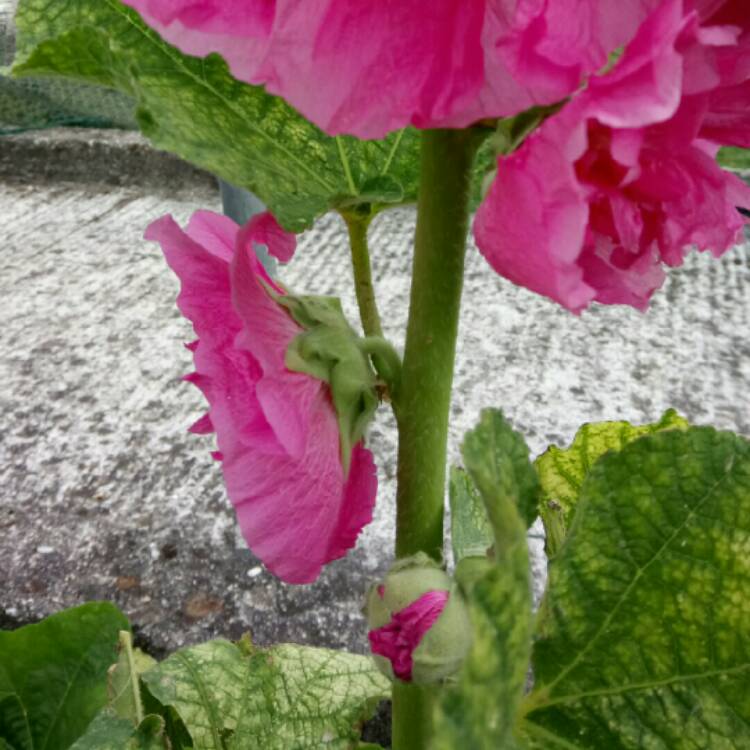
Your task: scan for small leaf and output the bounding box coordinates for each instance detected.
[434,409,534,750]
[461,409,541,531]
[449,467,493,562]
[70,710,168,750]
[0,602,130,750]
[109,631,156,724]
[718,146,750,169]
[521,427,750,748]
[535,409,688,555]
[141,639,389,750]
[69,710,137,750]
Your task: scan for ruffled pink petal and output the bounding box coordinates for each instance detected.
[584,0,687,128]
[474,116,594,313]
[230,219,316,452]
[146,214,235,341]
[701,80,750,146]
[121,0,274,84]
[247,211,296,263]
[475,0,749,313]
[368,590,449,682]
[229,392,377,584]
[147,209,378,584]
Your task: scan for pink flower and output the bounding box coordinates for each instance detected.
[121,0,658,138]
[368,590,450,682]
[475,0,750,312]
[146,210,377,584]
[690,0,750,147]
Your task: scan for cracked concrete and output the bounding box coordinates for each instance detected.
[1,129,749,657]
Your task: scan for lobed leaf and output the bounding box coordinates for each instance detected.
[522,427,750,748]
[141,638,389,750]
[0,602,129,750]
[535,409,688,555]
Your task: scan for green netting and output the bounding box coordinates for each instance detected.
[0,1,137,134]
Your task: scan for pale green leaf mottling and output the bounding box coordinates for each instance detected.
[449,466,494,563]
[141,639,389,750]
[536,409,688,555]
[523,427,750,748]
[11,0,420,231]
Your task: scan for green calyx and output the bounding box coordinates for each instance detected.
[366,554,473,686]
[278,293,400,473]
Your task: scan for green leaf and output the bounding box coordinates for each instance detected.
[719,147,750,170]
[109,631,156,725]
[0,602,130,750]
[141,638,389,750]
[521,427,750,748]
[70,710,168,750]
[434,409,534,750]
[536,409,688,555]
[10,0,421,231]
[11,0,499,229]
[449,467,494,562]
[461,409,540,531]
[69,710,137,750]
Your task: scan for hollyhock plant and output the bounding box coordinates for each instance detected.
[120,0,660,139]
[11,1,750,748]
[145,210,378,584]
[475,0,750,312]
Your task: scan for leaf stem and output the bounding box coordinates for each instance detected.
[391,128,485,750]
[343,213,384,338]
[121,630,144,725]
[336,135,358,195]
[358,336,402,397]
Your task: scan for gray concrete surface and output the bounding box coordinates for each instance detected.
[1,130,749,657]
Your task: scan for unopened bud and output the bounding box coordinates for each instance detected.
[365,554,472,684]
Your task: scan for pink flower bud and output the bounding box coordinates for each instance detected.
[366,555,472,684]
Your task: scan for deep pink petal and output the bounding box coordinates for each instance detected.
[123,0,657,138]
[229,394,377,584]
[147,209,378,583]
[246,211,297,263]
[368,590,449,682]
[475,0,749,313]
[474,118,594,314]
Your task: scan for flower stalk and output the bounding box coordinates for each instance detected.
[391,128,485,749]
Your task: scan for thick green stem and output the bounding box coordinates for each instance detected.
[391,128,483,750]
[394,129,481,560]
[392,683,438,750]
[344,213,383,338]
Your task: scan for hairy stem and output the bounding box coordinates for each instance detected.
[394,128,481,560]
[391,128,484,750]
[343,212,383,338]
